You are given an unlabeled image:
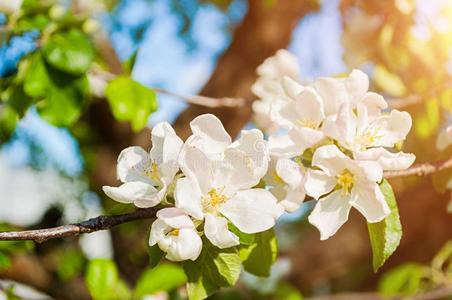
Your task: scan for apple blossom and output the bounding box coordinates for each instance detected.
[264,158,306,213]
[305,145,390,240]
[175,145,284,249]
[103,122,183,208]
[149,208,202,261]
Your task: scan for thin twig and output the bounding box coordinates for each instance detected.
[384,157,452,179]
[0,207,159,243]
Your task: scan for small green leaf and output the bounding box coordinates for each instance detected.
[148,244,164,269]
[7,84,33,117]
[43,29,94,75]
[0,252,11,270]
[105,76,158,131]
[183,239,241,300]
[368,179,402,272]
[24,53,49,98]
[239,229,277,277]
[135,264,187,297]
[85,259,119,300]
[378,263,427,296]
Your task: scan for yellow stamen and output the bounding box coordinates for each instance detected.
[202,188,227,213]
[336,169,355,195]
[145,161,161,183]
[297,119,317,129]
[169,228,180,236]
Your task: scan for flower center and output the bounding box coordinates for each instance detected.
[336,169,355,195]
[272,171,284,184]
[202,188,227,213]
[297,118,317,129]
[145,161,161,184]
[168,228,180,236]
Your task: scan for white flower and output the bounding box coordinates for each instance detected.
[0,0,23,14]
[268,86,326,158]
[305,145,390,240]
[436,126,452,151]
[103,122,183,208]
[251,50,300,133]
[149,208,202,261]
[186,113,269,179]
[323,102,415,171]
[264,158,306,213]
[175,145,284,248]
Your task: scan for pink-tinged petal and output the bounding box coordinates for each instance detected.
[174,177,204,220]
[311,145,350,176]
[204,214,240,249]
[156,207,195,229]
[304,169,336,200]
[189,114,231,154]
[308,190,352,240]
[102,182,159,206]
[354,148,415,171]
[351,183,390,223]
[219,189,284,234]
[116,146,152,184]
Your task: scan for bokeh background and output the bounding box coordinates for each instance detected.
[1,0,452,299]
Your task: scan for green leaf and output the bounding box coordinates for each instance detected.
[239,229,277,277]
[85,259,120,300]
[43,29,94,75]
[378,263,427,296]
[37,67,89,127]
[105,76,158,131]
[24,53,49,98]
[7,84,33,117]
[275,283,303,300]
[368,179,402,272]
[0,106,18,142]
[0,252,11,270]
[135,264,187,297]
[148,244,164,269]
[183,239,241,300]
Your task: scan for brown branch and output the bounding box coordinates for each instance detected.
[0,207,159,243]
[384,157,452,179]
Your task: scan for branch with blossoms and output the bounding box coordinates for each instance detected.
[2,50,449,300]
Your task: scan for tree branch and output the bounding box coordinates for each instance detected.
[0,207,159,243]
[384,157,452,179]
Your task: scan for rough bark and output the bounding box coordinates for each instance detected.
[173,0,320,139]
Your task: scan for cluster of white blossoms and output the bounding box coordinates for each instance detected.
[103,49,416,262]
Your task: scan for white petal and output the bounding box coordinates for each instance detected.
[174,177,204,220]
[361,92,388,112]
[351,183,390,223]
[150,121,183,165]
[437,126,452,151]
[268,133,302,158]
[293,87,325,127]
[134,183,167,208]
[304,169,336,200]
[204,214,240,249]
[219,189,283,234]
[281,76,304,98]
[353,160,383,183]
[314,77,348,116]
[372,110,412,147]
[345,69,369,103]
[178,145,213,194]
[102,182,160,207]
[288,127,325,153]
[149,219,168,246]
[308,190,352,240]
[157,207,195,229]
[256,49,299,79]
[116,146,152,183]
[275,158,303,188]
[189,114,231,155]
[165,228,203,261]
[311,145,350,176]
[279,188,306,213]
[354,148,415,171]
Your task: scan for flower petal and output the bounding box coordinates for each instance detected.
[304,169,336,200]
[275,158,303,188]
[165,228,203,261]
[178,145,213,194]
[149,219,167,246]
[311,145,350,176]
[279,188,306,213]
[116,146,152,184]
[157,207,195,229]
[268,133,302,158]
[174,177,204,220]
[189,114,231,155]
[219,189,283,234]
[282,76,304,98]
[345,69,369,103]
[102,182,160,207]
[354,148,415,171]
[372,110,412,147]
[308,190,352,240]
[204,214,240,249]
[351,183,390,223]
